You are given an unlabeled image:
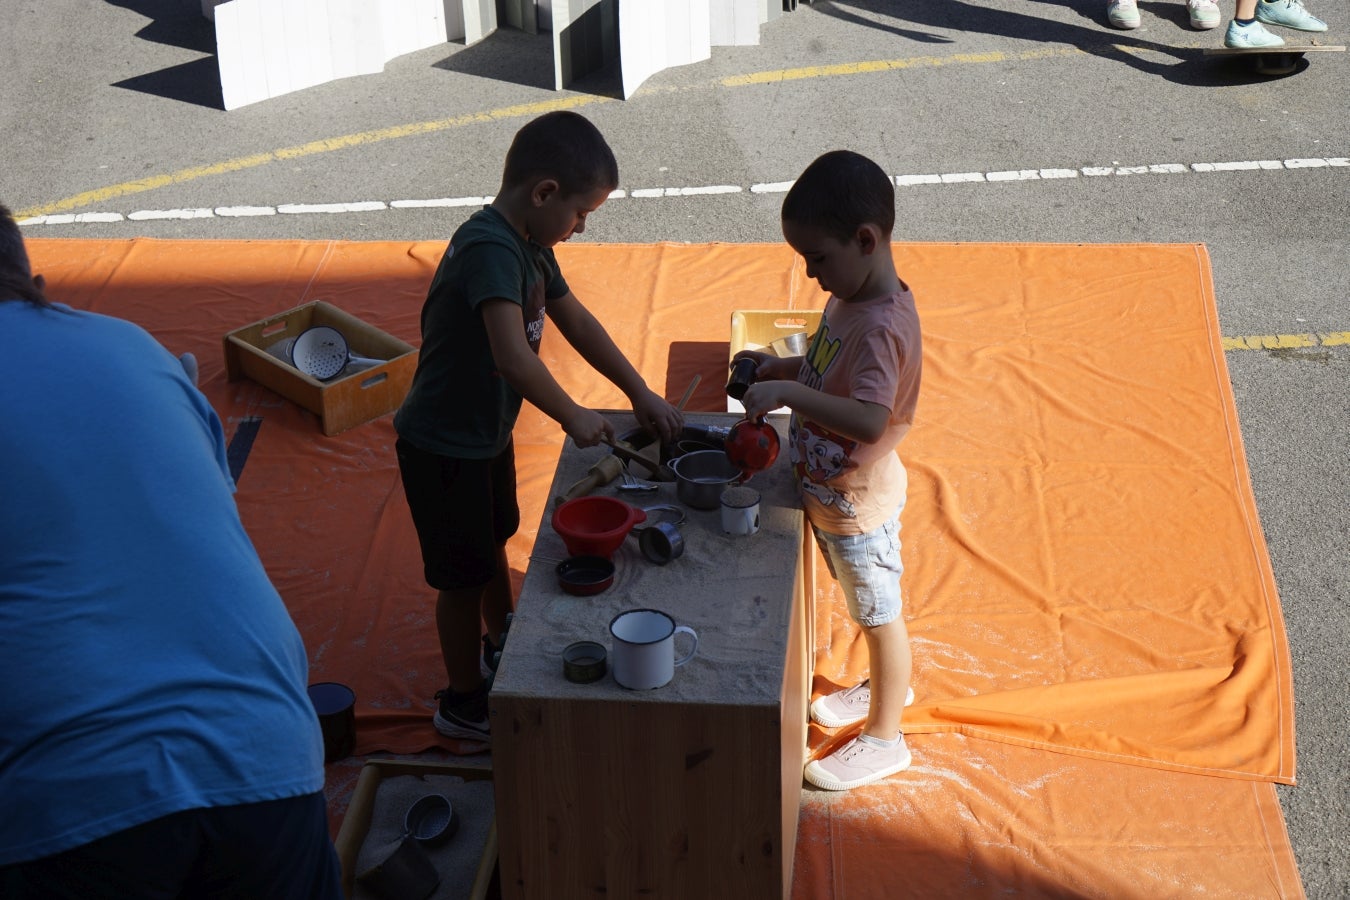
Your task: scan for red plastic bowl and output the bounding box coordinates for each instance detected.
[552,496,647,559]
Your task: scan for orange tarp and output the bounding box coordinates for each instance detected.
[26,238,1300,896]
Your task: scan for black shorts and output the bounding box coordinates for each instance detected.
[1,792,341,900]
[396,436,520,590]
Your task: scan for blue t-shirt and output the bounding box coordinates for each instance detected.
[0,301,324,865]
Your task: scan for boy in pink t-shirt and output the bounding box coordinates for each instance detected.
[737,150,921,790]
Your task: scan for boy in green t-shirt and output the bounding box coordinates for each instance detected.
[394,111,683,742]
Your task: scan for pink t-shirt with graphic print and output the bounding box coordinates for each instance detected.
[789,286,921,534]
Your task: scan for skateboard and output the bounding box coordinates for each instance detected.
[1203,43,1345,76]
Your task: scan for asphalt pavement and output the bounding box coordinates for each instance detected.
[3,0,1346,895]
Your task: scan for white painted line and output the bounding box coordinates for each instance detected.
[277,201,386,214]
[629,185,741,197]
[128,208,217,220]
[216,206,277,217]
[16,156,1347,228]
[390,197,491,208]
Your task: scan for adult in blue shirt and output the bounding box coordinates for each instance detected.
[0,203,341,899]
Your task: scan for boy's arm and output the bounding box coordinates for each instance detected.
[741,380,891,445]
[481,298,614,447]
[546,291,683,443]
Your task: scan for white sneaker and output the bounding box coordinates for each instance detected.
[809,679,916,728]
[1188,0,1222,29]
[1107,0,1141,29]
[805,734,912,791]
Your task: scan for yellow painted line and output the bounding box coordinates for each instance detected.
[1222,332,1350,350]
[720,46,1082,86]
[16,95,610,219]
[21,44,1095,219]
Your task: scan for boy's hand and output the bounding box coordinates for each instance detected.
[564,408,616,448]
[632,390,683,444]
[740,381,799,424]
[733,349,797,382]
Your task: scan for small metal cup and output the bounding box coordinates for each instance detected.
[726,357,757,400]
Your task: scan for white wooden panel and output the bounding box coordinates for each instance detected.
[620,0,710,99]
[462,0,497,45]
[256,1,294,99]
[380,0,449,59]
[282,0,316,93]
[552,0,619,91]
[711,0,760,46]
[300,0,337,85]
[443,0,466,41]
[213,2,250,110]
[328,0,384,80]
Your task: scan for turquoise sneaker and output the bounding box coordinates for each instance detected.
[1256,0,1328,31]
[1225,19,1287,47]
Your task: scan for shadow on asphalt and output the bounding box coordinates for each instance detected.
[822,0,1315,86]
[106,0,223,108]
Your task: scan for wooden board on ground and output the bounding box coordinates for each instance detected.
[1203,44,1345,75]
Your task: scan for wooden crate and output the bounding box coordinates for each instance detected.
[223,300,417,435]
[727,309,823,414]
[334,758,497,900]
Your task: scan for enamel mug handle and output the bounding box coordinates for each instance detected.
[673,625,698,667]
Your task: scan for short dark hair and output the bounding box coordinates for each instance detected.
[781,150,895,243]
[501,110,619,197]
[0,203,48,306]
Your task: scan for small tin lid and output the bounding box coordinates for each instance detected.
[562,641,608,684]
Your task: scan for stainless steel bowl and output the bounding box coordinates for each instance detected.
[670,450,742,510]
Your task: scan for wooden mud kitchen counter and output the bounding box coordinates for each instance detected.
[491,412,813,900]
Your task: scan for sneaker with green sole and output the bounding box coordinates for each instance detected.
[1256,0,1327,31]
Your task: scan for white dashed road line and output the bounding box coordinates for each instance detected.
[18,157,1347,226]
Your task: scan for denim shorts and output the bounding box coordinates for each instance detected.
[812,511,904,628]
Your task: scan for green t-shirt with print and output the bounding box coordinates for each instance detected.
[394,205,569,457]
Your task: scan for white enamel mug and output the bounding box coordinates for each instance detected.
[720,486,761,536]
[609,608,698,690]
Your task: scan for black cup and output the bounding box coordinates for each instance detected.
[307,682,356,762]
[726,357,757,400]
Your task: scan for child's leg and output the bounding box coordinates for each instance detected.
[481,543,515,649]
[860,616,912,741]
[437,585,490,693]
